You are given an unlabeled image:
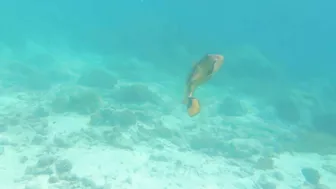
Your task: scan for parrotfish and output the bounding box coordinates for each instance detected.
[183,54,224,117]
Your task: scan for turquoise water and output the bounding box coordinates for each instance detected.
[0,1,335,189]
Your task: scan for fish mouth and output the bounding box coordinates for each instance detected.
[208,54,224,62]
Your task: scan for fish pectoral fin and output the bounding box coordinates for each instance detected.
[187,97,201,117]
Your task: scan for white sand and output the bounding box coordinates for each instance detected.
[0,111,335,189]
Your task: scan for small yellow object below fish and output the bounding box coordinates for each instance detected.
[183,54,224,117]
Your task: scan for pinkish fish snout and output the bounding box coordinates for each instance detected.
[208,54,224,63]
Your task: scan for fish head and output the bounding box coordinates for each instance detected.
[191,54,224,80]
[206,54,224,73]
[207,54,224,61]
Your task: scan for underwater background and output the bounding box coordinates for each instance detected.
[0,0,335,189]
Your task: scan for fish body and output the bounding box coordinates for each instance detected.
[183,54,224,117]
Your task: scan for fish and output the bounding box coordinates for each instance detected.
[183,54,224,117]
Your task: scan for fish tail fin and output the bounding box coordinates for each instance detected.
[186,97,200,117]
